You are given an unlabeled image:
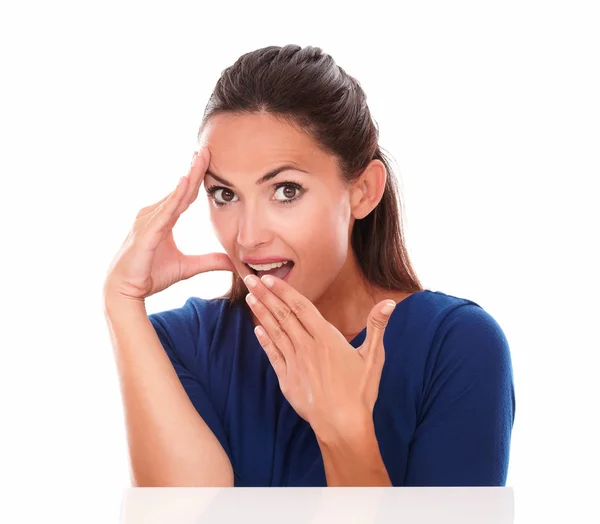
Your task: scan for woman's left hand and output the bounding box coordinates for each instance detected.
[243,273,397,442]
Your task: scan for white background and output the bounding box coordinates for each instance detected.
[1,0,598,522]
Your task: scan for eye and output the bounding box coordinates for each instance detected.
[273,183,302,204]
[205,182,305,207]
[205,187,239,207]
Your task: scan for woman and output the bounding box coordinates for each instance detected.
[103,45,515,487]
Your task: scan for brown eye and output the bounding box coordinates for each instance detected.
[205,187,240,206]
[274,183,303,204]
[206,182,304,208]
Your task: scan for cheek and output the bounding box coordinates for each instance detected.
[298,209,350,265]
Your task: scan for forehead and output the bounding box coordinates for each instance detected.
[200,112,337,176]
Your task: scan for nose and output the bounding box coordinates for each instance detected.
[236,204,273,250]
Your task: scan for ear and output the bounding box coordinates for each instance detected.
[350,159,387,220]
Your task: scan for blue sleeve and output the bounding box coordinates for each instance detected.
[147,298,238,477]
[404,304,516,486]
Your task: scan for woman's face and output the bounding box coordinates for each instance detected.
[200,112,355,304]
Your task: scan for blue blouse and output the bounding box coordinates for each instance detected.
[148,289,515,486]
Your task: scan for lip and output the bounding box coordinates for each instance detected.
[243,261,295,283]
[242,256,294,264]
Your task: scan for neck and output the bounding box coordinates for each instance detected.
[313,249,380,339]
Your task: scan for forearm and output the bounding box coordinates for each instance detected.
[316,414,392,487]
[104,292,233,487]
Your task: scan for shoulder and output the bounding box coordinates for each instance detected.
[389,290,515,433]
[402,289,513,389]
[424,290,509,358]
[386,289,513,382]
[393,289,507,343]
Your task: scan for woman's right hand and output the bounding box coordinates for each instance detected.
[103,147,236,302]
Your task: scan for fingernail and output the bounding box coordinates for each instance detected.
[190,150,200,167]
[261,275,275,288]
[381,301,396,315]
[244,274,258,288]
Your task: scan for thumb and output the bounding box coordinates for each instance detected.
[357,300,396,361]
[179,253,236,281]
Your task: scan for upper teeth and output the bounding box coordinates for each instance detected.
[247,261,290,271]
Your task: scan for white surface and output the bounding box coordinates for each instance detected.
[1,0,599,523]
[121,487,515,523]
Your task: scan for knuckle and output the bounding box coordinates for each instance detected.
[267,346,278,362]
[371,316,388,330]
[273,304,292,323]
[270,324,284,342]
[289,299,307,317]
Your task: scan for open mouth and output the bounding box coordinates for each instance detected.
[245,261,295,282]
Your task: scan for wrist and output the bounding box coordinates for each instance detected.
[103,287,147,316]
[314,408,375,449]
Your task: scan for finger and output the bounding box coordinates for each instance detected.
[253,324,287,379]
[175,149,202,214]
[175,147,209,216]
[245,292,297,364]
[136,149,205,220]
[244,274,315,351]
[189,147,210,202]
[136,192,172,218]
[357,300,396,362]
[252,274,323,336]
[143,174,190,240]
[179,252,236,281]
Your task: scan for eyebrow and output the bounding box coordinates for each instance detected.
[205,164,310,188]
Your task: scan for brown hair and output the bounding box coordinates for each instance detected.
[197,45,424,305]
